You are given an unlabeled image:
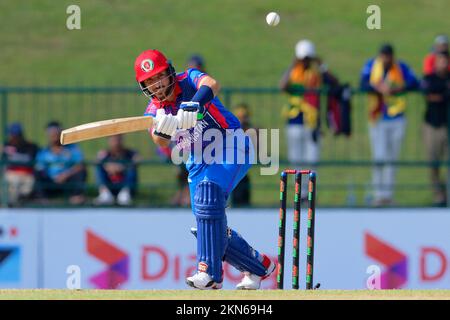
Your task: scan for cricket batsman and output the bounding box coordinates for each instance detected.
[134,49,275,289]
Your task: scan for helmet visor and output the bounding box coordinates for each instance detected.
[139,68,175,101]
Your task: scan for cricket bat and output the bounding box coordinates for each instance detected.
[60,116,154,145]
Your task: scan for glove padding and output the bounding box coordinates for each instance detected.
[154,109,178,139]
[177,101,199,130]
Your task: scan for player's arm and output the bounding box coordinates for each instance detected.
[197,75,220,96]
[188,75,220,108]
[177,75,220,130]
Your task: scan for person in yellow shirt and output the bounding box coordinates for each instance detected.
[359,44,419,206]
[280,39,337,195]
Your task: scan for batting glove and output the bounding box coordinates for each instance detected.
[154,109,178,139]
[177,101,200,130]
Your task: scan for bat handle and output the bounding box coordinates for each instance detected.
[182,104,204,121]
[154,131,172,140]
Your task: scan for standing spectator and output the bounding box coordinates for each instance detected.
[279,40,337,196]
[360,44,419,206]
[230,103,257,206]
[280,40,338,164]
[35,121,86,205]
[94,135,139,206]
[422,51,449,206]
[423,35,449,76]
[1,123,38,206]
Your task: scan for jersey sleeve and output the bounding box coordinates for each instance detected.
[187,68,208,89]
[144,101,158,117]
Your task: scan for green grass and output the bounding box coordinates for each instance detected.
[1,289,450,300]
[1,0,448,86]
[0,0,449,207]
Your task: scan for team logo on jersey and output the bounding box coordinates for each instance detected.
[198,262,208,273]
[141,59,154,72]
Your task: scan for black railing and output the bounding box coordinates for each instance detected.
[1,86,449,207]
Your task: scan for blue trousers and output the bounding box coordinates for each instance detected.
[186,136,269,281]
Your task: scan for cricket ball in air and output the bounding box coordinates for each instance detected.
[266,12,280,26]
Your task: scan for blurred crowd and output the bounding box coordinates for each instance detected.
[2,121,139,207]
[280,35,449,207]
[1,35,449,208]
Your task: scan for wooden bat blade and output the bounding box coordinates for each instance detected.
[60,116,154,145]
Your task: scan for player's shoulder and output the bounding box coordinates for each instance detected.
[144,100,158,116]
[176,70,189,81]
[186,68,207,77]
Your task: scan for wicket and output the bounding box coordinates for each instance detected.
[277,169,317,290]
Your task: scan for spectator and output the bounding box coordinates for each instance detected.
[279,39,337,196]
[360,44,419,206]
[280,40,338,164]
[187,54,206,72]
[423,34,450,76]
[230,103,257,206]
[35,121,86,205]
[421,51,449,207]
[94,135,138,206]
[1,123,38,206]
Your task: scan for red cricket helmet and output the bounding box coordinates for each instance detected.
[134,49,176,100]
[134,49,170,83]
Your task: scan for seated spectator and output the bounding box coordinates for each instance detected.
[94,135,138,206]
[35,121,86,205]
[421,51,449,206]
[423,34,449,76]
[1,123,38,206]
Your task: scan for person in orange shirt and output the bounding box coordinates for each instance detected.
[423,34,449,76]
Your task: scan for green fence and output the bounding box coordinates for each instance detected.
[0,86,449,207]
